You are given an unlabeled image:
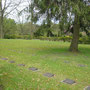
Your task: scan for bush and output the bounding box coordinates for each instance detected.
[4,35,31,39]
[4,34,16,39]
[36,36,90,44]
[36,36,72,42]
[79,36,90,44]
[4,34,90,44]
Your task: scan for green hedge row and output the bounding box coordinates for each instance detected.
[4,35,90,44]
[4,34,31,39]
[36,36,72,42]
[36,36,90,44]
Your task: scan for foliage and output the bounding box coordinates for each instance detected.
[17,22,39,36]
[34,23,60,37]
[3,18,17,35]
[79,36,90,44]
[37,36,72,42]
[30,0,90,30]
[36,36,90,44]
[4,34,31,39]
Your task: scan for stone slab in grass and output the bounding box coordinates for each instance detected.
[43,73,54,78]
[62,79,76,85]
[9,61,15,63]
[1,58,8,60]
[64,61,70,63]
[78,64,87,67]
[84,86,90,90]
[84,56,89,58]
[28,67,38,71]
[18,64,25,66]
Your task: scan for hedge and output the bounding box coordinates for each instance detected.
[36,36,90,44]
[4,35,31,39]
[4,35,90,44]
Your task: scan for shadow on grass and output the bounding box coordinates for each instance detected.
[0,68,4,90]
[0,84,4,90]
[38,47,68,54]
[38,45,90,57]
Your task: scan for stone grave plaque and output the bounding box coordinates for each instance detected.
[18,64,25,66]
[64,61,70,63]
[78,64,87,67]
[1,58,8,60]
[62,79,76,85]
[28,67,38,71]
[43,73,54,77]
[85,86,90,90]
[9,61,15,63]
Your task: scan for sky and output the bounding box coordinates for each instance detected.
[2,0,44,25]
[2,0,30,23]
[7,0,30,23]
[3,0,90,25]
[3,0,58,25]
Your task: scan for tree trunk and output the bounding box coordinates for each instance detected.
[30,31,33,39]
[30,23,34,39]
[0,0,4,39]
[69,15,80,52]
[0,16,4,38]
[0,23,3,38]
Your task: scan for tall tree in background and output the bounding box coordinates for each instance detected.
[30,0,90,52]
[0,0,22,38]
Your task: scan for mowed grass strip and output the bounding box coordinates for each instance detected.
[0,39,90,90]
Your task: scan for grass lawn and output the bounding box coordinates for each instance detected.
[0,39,90,90]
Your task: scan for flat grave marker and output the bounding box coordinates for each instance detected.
[78,64,87,67]
[9,61,15,63]
[62,79,76,85]
[18,64,25,66]
[28,67,38,71]
[64,61,70,63]
[84,86,90,90]
[1,58,8,60]
[43,73,54,77]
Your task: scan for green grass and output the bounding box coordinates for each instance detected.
[0,39,90,90]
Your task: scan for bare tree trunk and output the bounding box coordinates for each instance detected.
[30,30,34,39]
[30,23,34,39]
[0,0,4,38]
[0,18,4,38]
[69,15,80,52]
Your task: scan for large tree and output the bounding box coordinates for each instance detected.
[0,0,22,38]
[29,0,90,52]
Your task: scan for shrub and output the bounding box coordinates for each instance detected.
[36,36,72,42]
[36,36,90,44]
[4,35,31,39]
[4,34,16,39]
[79,36,90,44]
